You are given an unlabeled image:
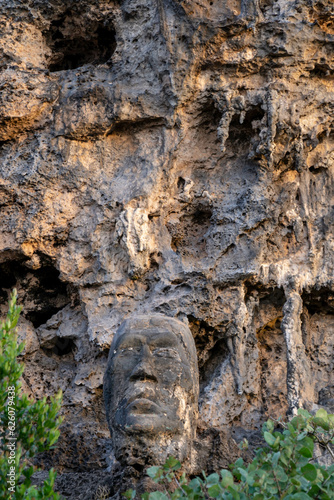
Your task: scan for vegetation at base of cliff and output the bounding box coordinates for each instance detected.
[124,410,334,500]
[0,290,63,499]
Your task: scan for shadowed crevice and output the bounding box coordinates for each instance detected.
[44,10,117,72]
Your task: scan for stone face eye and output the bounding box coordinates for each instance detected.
[119,346,141,355]
[152,347,179,359]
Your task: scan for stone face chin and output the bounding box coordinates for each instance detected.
[1,0,334,494]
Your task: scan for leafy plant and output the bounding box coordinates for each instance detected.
[0,290,63,499]
[124,409,334,500]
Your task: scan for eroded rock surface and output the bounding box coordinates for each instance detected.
[0,0,333,497]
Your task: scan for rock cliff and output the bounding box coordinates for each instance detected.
[0,0,333,497]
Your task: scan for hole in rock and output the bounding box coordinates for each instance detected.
[309,165,327,174]
[0,140,11,151]
[199,99,221,136]
[52,337,76,356]
[302,288,334,316]
[222,105,266,160]
[45,11,116,72]
[0,255,71,327]
[177,177,186,190]
[227,106,265,150]
[189,97,222,148]
[199,337,229,388]
[245,284,285,306]
[260,0,275,14]
[193,208,212,225]
[189,315,229,389]
[309,63,331,78]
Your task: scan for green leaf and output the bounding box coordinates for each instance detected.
[206,473,220,486]
[328,414,334,427]
[290,494,312,499]
[207,484,221,497]
[297,431,308,441]
[291,416,305,430]
[234,458,244,468]
[164,457,181,471]
[189,477,203,490]
[313,417,330,431]
[276,465,288,482]
[298,447,313,458]
[220,470,234,488]
[272,451,280,467]
[301,464,317,482]
[237,468,248,482]
[22,466,34,479]
[308,485,320,497]
[298,409,312,419]
[297,436,314,461]
[315,409,329,421]
[266,420,275,433]
[264,432,276,446]
[227,486,240,500]
[149,493,169,500]
[147,466,163,479]
[265,475,276,485]
[266,484,279,495]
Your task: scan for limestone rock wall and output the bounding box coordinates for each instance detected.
[0,0,334,494]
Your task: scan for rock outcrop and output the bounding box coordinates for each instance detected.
[0,0,333,497]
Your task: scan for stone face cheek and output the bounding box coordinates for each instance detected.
[103,314,199,465]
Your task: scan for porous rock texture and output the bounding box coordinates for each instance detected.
[0,0,334,497]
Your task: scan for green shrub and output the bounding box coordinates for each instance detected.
[125,409,334,500]
[0,290,63,499]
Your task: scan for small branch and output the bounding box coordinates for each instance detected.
[326,444,334,461]
[173,475,188,498]
[272,468,282,498]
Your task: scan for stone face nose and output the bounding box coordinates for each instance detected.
[129,344,158,382]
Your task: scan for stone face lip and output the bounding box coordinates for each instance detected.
[126,397,161,414]
[104,314,199,465]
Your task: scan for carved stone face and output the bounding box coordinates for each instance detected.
[104,315,199,465]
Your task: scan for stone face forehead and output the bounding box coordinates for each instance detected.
[115,328,181,344]
[117,314,188,332]
[111,314,198,361]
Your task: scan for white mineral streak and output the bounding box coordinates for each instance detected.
[116,207,156,277]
